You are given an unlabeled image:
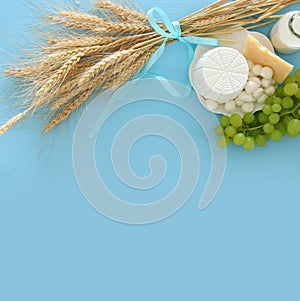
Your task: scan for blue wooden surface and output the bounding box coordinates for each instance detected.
[1,1,300,300]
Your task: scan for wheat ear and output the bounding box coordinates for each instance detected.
[36,50,84,96]
[44,88,94,133]
[96,1,149,23]
[0,108,32,135]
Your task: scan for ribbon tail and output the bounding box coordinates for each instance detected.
[134,39,167,79]
[86,40,168,139]
[183,36,220,48]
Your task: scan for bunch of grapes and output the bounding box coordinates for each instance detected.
[215,68,300,150]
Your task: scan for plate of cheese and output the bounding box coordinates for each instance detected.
[189,29,294,116]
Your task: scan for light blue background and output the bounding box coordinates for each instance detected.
[1,0,300,300]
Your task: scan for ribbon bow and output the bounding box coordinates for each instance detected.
[140,7,220,80]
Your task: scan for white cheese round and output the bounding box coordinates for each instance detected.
[190,47,249,103]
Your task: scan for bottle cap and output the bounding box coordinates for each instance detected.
[289,13,300,38]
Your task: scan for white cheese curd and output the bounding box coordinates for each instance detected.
[261,78,272,88]
[260,66,274,79]
[247,60,255,70]
[264,85,276,96]
[238,91,253,102]
[249,76,261,86]
[249,71,255,78]
[206,99,218,111]
[241,102,254,113]
[245,80,260,94]
[252,87,264,98]
[252,64,263,76]
[257,93,268,104]
[235,97,244,107]
[224,101,236,113]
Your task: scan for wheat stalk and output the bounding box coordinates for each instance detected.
[79,49,133,86]
[50,11,152,34]
[47,36,119,49]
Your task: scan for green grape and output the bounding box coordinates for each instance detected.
[243,137,255,150]
[265,97,274,105]
[255,134,268,147]
[288,132,299,139]
[225,126,237,137]
[276,122,287,135]
[243,112,255,124]
[251,129,263,137]
[269,113,280,125]
[281,97,294,109]
[273,97,282,105]
[295,69,300,81]
[217,136,231,148]
[220,116,230,127]
[233,133,246,145]
[216,68,300,149]
[284,76,298,84]
[284,83,299,96]
[215,126,224,136]
[230,114,243,128]
[263,104,273,115]
[287,119,300,136]
[263,123,275,134]
[275,86,285,98]
[250,118,260,127]
[272,104,282,113]
[258,112,269,124]
[270,130,283,142]
[283,115,294,126]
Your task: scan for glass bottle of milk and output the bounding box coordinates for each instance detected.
[270,11,300,54]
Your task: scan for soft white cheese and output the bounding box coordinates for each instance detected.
[191,47,249,103]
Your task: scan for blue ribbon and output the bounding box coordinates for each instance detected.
[136,7,220,95]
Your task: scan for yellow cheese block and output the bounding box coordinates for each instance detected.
[244,35,294,83]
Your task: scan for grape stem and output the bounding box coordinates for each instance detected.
[243,102,300,133]
[280,103,300,117]
[244,125,263,132]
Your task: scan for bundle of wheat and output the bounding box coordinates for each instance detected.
[0,0,298,135]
